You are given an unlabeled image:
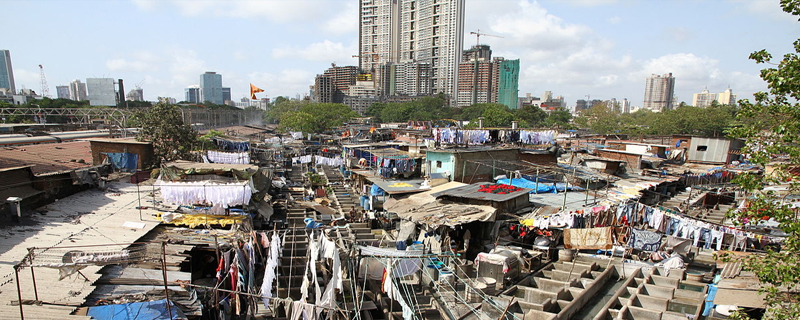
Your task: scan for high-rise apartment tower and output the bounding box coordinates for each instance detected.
[643,73,675,112]
[359,0,465,99]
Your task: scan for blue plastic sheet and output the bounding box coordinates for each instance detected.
[370,184,385,196]
[496,178,556,194]
[86,299,187,320]
[102,152,138,172]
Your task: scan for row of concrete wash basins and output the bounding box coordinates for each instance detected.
[276,165,709,320]
[481,256,707,320]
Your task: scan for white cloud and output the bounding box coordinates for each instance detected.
[607,16,621,24]
[729,0,798,23]
[486,2,593,60]
[633,53,721,83]
[323,3,358,36]
[12,69,41,92]
[562,0,619,7]
[272,40,357,63]
[132,0,332,23]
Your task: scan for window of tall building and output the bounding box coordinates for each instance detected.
[410,21,415,30]
[433,16,439,25]
[410,31,414,40]
[434,5,440,14]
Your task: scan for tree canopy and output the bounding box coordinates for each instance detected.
[131,102,198,166]
[367,96,453,123]
[573,102,736,137]
[724,1,800,317]
[276,101,358,133]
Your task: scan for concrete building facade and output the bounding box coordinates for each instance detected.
[69,79,88,101]
[497,59,520,109]
[312,65,358,103]
[200,72,223,105]
[358,0,464,98]
[0,50,15,94]
[185,85,200,103]
[86,78,117,106]
[643,73,675,112]
[56,86,70,99]
[378,62,433,97]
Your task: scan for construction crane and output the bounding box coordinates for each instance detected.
[39,65,50,98]
[469,29,503,46]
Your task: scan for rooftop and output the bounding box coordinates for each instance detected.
[85,138,152,145]
[0,140,94,174]
[432,182,532,202]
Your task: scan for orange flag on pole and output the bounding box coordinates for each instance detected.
[250,83,265,99]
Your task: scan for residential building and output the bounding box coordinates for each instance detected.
[692,88,715,107]
[643,73,675,112]
[497,58,520,109]
[717,87,737,105]
[575,99,588,112]
[456,50,498,107]
[312,76,334,103]
[311,65,358,103]
[358,0,465,98]
[126,88,144,101]
[69,79,88,101]
[0,50,15,94]
[692,87,738,107]
[377,62,433,96]
[86,78,117,106]
[56,86,70,99]
[520,92,566,112]
[200,72,223,105]
[185,85,200,103]
[621,98,631,113]
[575,99,602,113]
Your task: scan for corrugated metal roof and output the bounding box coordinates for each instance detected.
[0,141,93,174]
[432,182,532,202]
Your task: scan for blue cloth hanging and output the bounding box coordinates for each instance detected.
[102,153,138,172]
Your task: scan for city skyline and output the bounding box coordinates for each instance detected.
[2,0,798,107]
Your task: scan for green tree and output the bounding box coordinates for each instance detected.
[279,102,357,133]
[132,102,198,166]
[574,102,621,134]
[480,103,515,127]
[725,1,800,317]
[515,104,548,127]
[545,107,573,129]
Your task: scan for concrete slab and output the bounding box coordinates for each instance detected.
[0,182,161,319]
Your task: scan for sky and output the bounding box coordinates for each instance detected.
[2,0,799,108]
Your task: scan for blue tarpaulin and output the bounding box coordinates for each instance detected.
[370,184,385,196]
[497,178,556,194]
[102,152,138,172]
[86,299,187,320]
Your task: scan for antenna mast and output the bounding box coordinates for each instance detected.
[39,64,50,98]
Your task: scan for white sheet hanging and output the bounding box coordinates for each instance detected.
[261,232,282,308]
[156,179,253,207]
[207,151,250,164]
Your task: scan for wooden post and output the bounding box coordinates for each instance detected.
[161,242,173,319]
